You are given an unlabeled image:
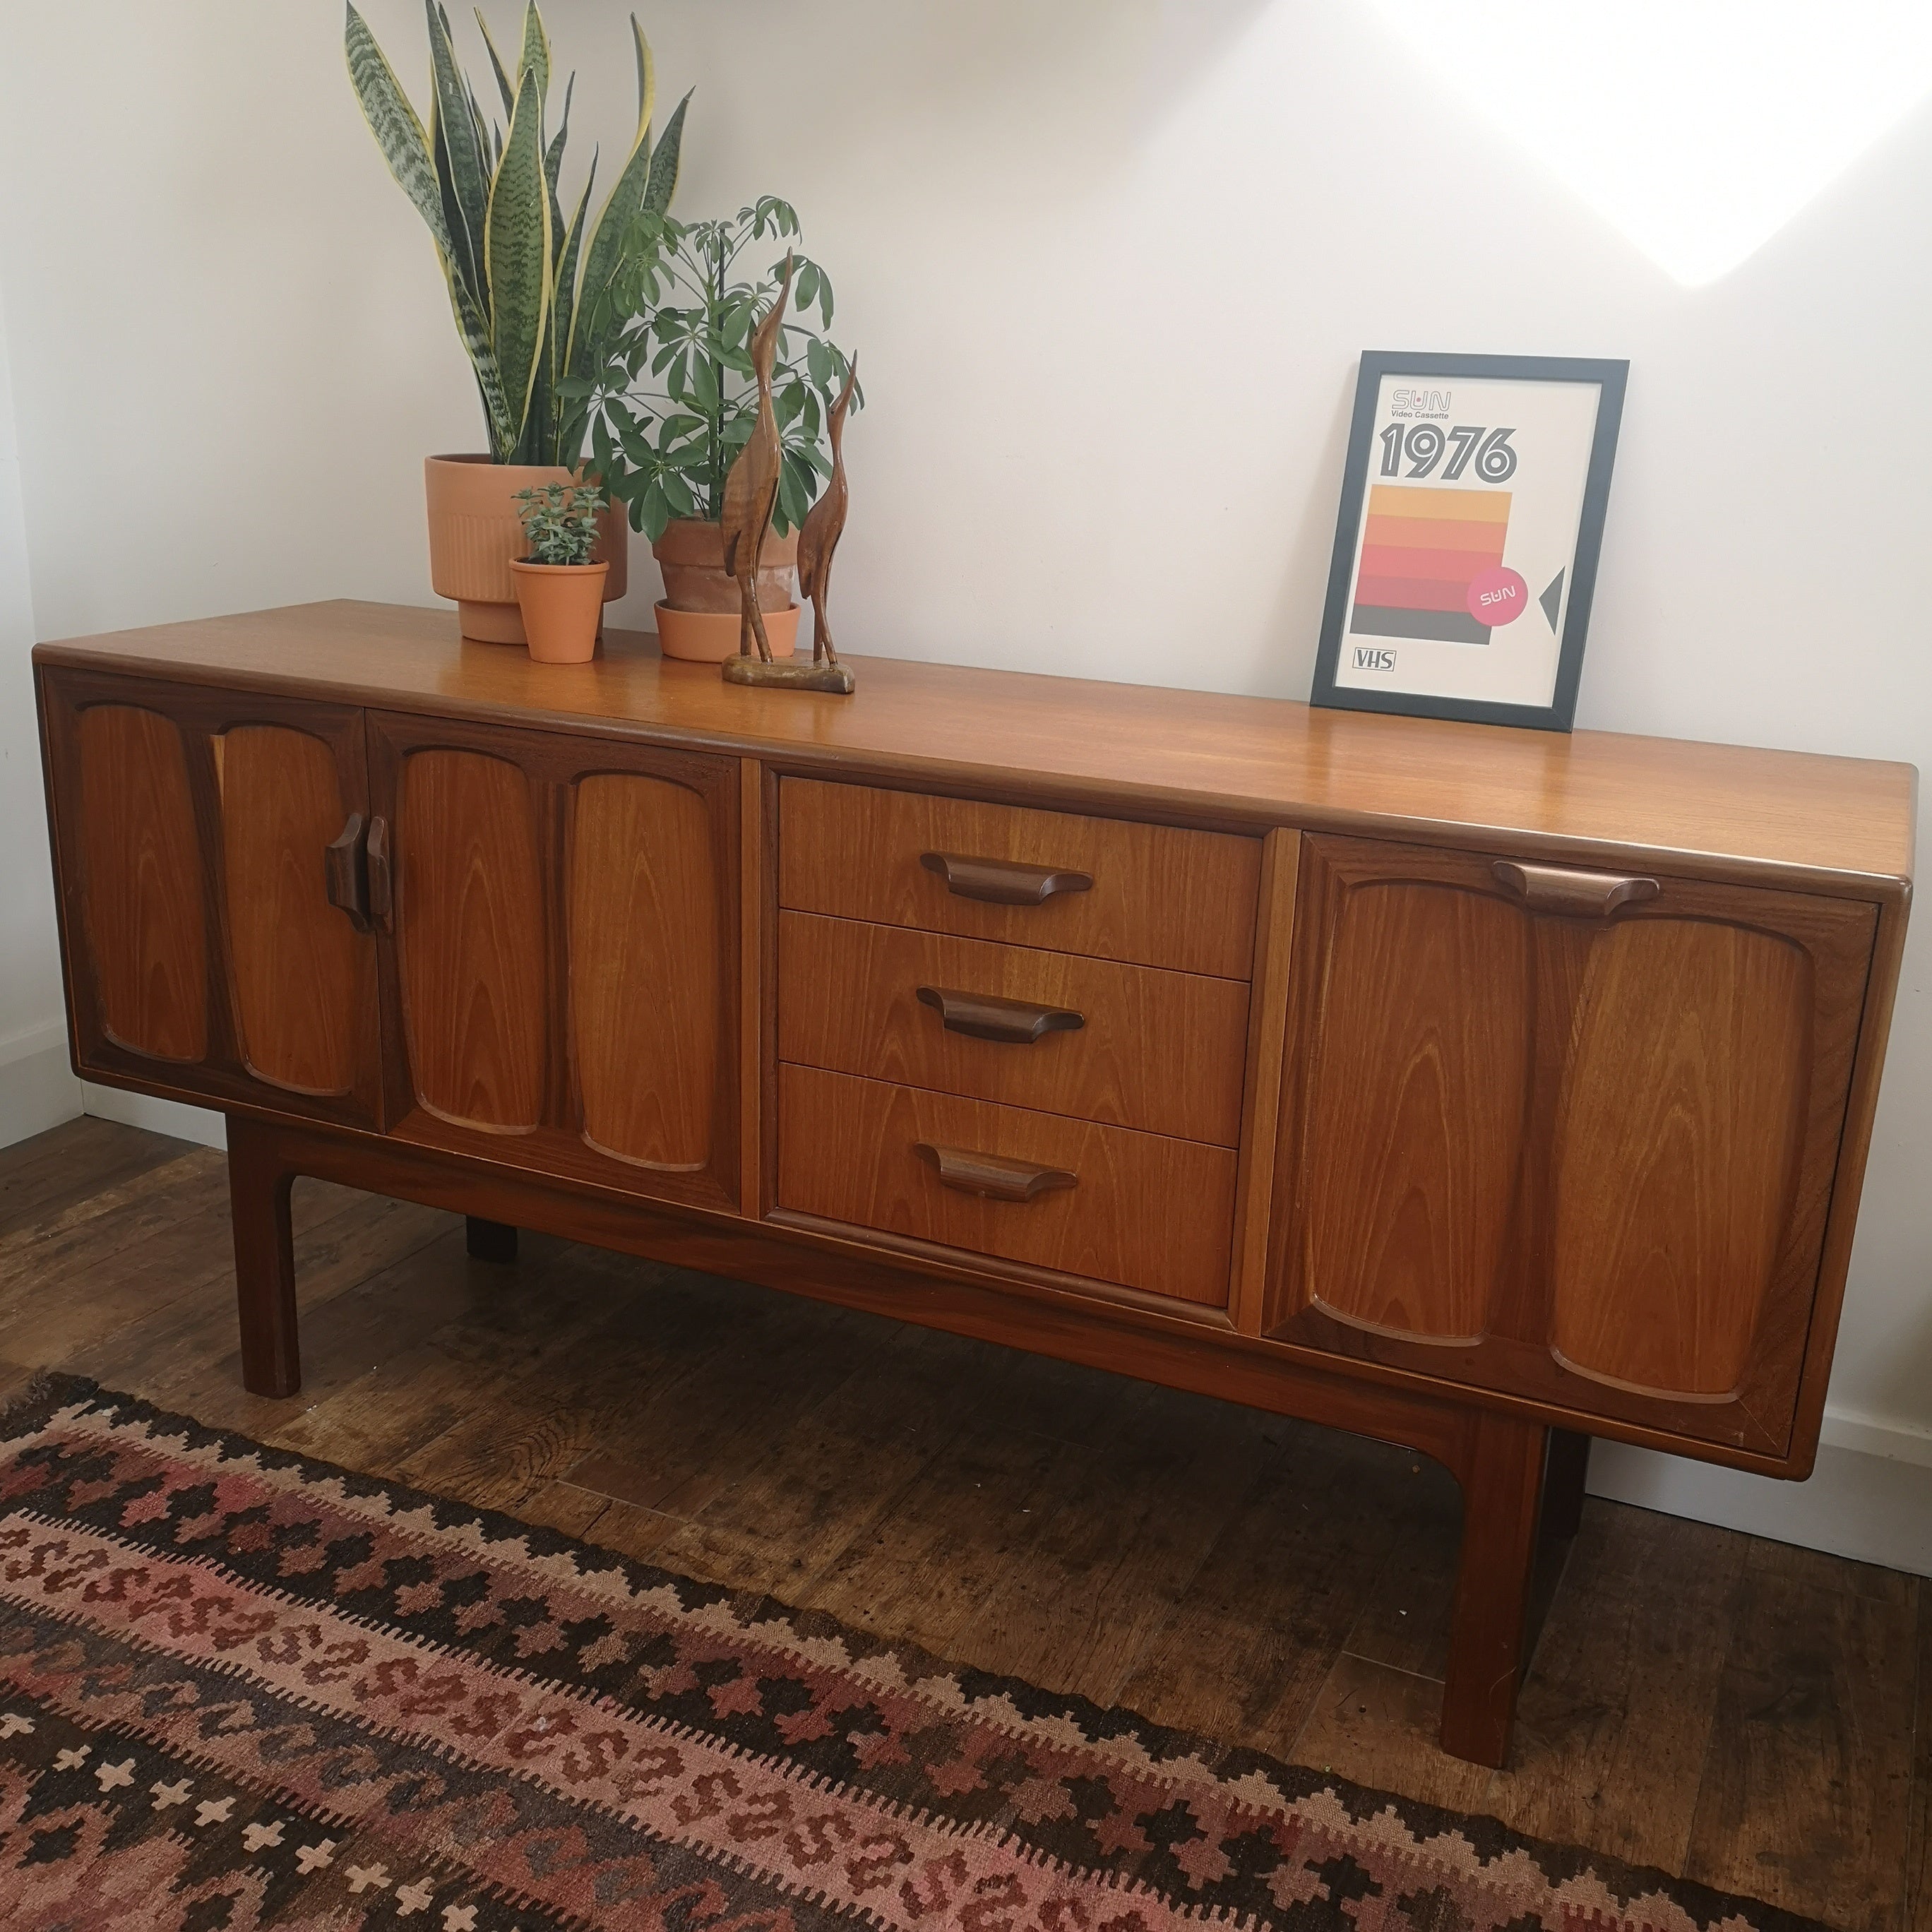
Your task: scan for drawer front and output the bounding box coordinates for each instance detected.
[777,1064,1236,1306]
[778,912,1250,1144]
[779,778,1260,978]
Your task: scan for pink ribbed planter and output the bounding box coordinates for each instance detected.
[425,454,628,644]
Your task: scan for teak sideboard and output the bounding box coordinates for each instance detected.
[32,600,1916,1769]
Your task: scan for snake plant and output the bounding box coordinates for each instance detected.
[345,1,687,466]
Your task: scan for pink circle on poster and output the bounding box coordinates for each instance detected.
[1467,566,1527,626]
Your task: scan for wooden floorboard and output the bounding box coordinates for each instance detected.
[0,1114,1921,1930]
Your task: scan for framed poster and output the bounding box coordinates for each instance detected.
[1311,352,1627,732]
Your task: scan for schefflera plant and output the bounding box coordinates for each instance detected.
[345,1,688,467]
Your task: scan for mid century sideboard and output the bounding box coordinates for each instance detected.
[32,601,1916,1769]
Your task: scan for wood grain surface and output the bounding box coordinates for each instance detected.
[780,777,1262,977]
[776,1063,1236,1305]
[217,723,363,1097]
[76,703,208,1063]
[32,602,1915,890]
[777,910,1250,1143]
[1300,872,1533,1345]
[1272,837,1878,1455]
[395,747,547,1133]
[367,710,742,1215]
[1551,919,1810,1399]
[571,771,721,1169]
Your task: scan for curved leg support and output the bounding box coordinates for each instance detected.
[228,1117,301,1398]
[1440,1408,1548,1767]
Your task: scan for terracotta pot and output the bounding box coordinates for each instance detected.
[651,516,797,616]
[510,559,609,664]
[654,601,800,664]
[425,453,628,644]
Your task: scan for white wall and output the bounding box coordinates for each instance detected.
[0,284,79,1145]
[0,2,1925,1558]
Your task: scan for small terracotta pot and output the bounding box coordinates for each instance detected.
[426,454,628,644]
[510,559,609,664]
[651,517,797,616]
[655,602,800,663]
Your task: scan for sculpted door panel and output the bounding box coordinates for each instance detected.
[1550,919,1810,1400]
[1301,878,1533,1344]
[217,723,366,1097]
[76,703,208,1063]
[571,772,721,1169]
[369,713,740,1210]
[1270,835,1876,1456]
[395,748,547,1133]
[39,670,381,1125]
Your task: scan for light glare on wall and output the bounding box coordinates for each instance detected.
[1363,0,1932,285]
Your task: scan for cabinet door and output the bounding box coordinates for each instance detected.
[1269,835,1876,1457]
[367,712,739,1211]
[40,669,381,1126]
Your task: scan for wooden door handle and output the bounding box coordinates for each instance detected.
[913,1142,1077,1202]
[365,815,393,929]
[323,813,371,932]
[919,851,1093,905]
[1492,859,1659,917]
[915,985,1085,1044]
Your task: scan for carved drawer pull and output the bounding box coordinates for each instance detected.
[913,1142,1078,1203]
[323,813,371,932]
[915,985,1085,1044]
[919,850,1094,906]
[1493,859,1659,917]
[365,815,394,929]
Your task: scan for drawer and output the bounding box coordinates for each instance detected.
[779,778,1260,979]
[777,1063,1236,1306]
[778,911,1250,1144]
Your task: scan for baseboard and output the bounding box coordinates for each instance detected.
[1590,1436,1932,1578]
[80,1083,227,1150]
[0,1020,83,1149]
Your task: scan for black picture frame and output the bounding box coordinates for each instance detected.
[1310,351,1627,733]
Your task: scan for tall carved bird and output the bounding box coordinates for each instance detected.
[720,251,796,664]
[797,353,859,666]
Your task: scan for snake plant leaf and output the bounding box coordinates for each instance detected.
[545,72,573,221]
[549,165,596,461]
[453,273,518,459]
[552,161,593,385]
[518,1,550,107]
[474,8,515,119]
[427,1,490,309]
[643,90,688,216]
[464,70,496,177]
[487,64,554,448]
[567,15,659,379]
[430,102,480,302]
[344,5,450,255]
[631,13,657,149]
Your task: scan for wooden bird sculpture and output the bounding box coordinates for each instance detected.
[797,353,858,667]
[719,252,795,664]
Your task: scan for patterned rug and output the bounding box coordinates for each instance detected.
[0,1376,1820,1932]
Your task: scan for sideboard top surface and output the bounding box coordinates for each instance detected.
[35,598,1916,892]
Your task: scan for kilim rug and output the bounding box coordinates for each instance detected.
[0,1375,1823,1932]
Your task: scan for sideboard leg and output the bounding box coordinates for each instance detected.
[1440,1409,1548,1768]
[227,1119,301,1399]
[465,1217,519,1263]
[1541,1429,1592,1542]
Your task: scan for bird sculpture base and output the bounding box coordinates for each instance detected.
[721,656,856,694]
